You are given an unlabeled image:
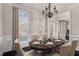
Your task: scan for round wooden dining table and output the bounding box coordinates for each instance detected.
[29,39,65,55]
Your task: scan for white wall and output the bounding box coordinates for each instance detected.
[0,4,2,37]
[0,4,13,55]
[70,5,79,51]
[71,5,79,36]
[2,4,12,36]
[0,4,3,56]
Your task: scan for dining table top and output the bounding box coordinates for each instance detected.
[29,38,65,50]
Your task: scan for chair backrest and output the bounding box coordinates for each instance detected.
[14,39,24,56]
[60,43,71,56]
[31,35,39,40]
[69,39,78,56]
[42,33,48,39]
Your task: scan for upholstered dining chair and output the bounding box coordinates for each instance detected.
[14,39,24,56]
[59,43,71,56]
[14,39,39,56]
[69,39,78,56]
[42,33,48,41]
[46,42,71,56]
[54,39,78,56]
[31,35,39,40]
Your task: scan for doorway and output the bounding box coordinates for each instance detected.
[58,20,69,40]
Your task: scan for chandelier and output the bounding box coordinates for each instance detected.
[42,3,58,18]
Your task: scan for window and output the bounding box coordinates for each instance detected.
[18,9,30,42]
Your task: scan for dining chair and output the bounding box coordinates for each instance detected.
[42,33,48,39]
[31,35,39,40]
[48,42,71,56]
[59,42,71,56]
[14,39,24,56]
[55,39,66,53]
[14,39,39,56]
[69,39,78,56]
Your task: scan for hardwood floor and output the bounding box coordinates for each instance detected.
[75,50,79,56]
[2,47,79,56]
[2,46,32,56]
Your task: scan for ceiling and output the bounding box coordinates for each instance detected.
[22,3,79,13]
